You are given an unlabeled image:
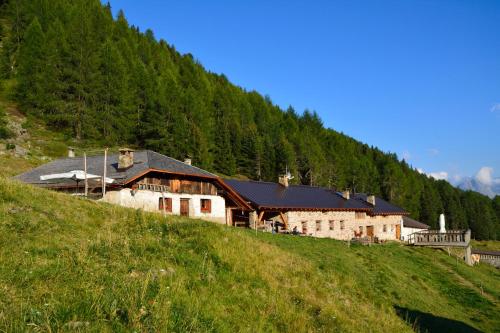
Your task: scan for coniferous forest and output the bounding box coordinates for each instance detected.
[0,0,499,239]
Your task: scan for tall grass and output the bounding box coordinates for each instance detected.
[0,177,498,332]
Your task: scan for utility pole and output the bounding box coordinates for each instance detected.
[84,152,88,197]
[102,148,108,197]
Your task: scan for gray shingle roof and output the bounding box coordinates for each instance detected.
[223,179,370,211]
[353,193,408,216]
[402,216,429,229]
[471,249,500,256]
[15,150,216,185]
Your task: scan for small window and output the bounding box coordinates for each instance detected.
[302,221,308,234]
[340,220,345,230]
[359,226,364,235]
[158,197,172,212]
[329,220,335,231]
[200,199,211,213]
[383,224,387,232]
[316,220,322,232]
[355,212,365,219]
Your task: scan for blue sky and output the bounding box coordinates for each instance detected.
[108,0,500,184]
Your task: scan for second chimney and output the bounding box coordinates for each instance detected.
[367,195,376,206]
[118,148,134,169]
[184,158,192,166]
[68,147,75,158]
[341,190,350,200]
[278,175,289,187]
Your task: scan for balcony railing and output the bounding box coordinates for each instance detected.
[408,229,471,247]
[137,183,171,193]
[136,182,217,196]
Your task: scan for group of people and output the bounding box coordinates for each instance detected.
[269,220,301,235]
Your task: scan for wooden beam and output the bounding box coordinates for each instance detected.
[226,208,233,226]
[257,210,265,228]
[279,211,288,230]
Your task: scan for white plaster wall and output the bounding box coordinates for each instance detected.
[102,189,226,223]
[278,211,403,241]
[401,226,427,241]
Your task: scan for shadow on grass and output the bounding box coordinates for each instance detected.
[394,306,483,333]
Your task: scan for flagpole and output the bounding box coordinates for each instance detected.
[84,152,88,197]
[103,148,108,197]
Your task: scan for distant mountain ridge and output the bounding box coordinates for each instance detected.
[458,168,500,198]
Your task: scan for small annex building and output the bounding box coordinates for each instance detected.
[224,178,408,241]
[15,149,251,224]
[401,216,430,241]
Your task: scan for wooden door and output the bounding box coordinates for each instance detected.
[366,226,374,239]
[396,224,401,240]
[180,199,190,216]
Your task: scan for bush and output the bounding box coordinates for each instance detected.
[0,107,12,139]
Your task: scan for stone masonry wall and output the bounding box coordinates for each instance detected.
[278,211,402,240]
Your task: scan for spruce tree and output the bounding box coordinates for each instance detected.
[17,17,45,112]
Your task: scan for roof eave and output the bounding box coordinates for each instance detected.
[122,168,218,185]
[257,206,372,212]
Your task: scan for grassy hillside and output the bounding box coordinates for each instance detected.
[2,0,499,239]
[0,177,498,332]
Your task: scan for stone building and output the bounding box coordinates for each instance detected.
[224,178,408,241]
[15,149,250,224]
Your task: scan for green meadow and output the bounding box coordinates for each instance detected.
[0,177,499,332]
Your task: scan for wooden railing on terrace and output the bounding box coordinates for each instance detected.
[135,181,217,195]
[137,183,171,193]
[408,229,471,247]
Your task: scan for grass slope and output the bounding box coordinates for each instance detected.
[0,177,499,332]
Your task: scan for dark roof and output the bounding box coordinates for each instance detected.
[402,216,429,229]
[471,249,500,256]
[15,150,216,185]
[223,179,370,211]
[353,193,408,216]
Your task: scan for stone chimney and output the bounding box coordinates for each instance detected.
[118,148,134,169]
[367,195,376,206]
[278,175,289,187]
[68,147,75,158]
[341,190,350,200]
[184,158,192,166]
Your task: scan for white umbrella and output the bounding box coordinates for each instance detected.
[40,170,114,183]
[439,213,446,233]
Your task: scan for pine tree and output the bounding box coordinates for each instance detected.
[17,17,46,112]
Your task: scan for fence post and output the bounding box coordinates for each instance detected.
[464,245,473,266]
[464,229,471,245]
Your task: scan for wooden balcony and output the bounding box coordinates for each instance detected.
[133,177,218,195]
[408,229,471,248]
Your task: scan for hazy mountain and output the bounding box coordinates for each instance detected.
[458,167,500,198]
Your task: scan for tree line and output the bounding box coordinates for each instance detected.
[0,0,498,239]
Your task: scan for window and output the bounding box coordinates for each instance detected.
[383,224,387,232]
[316,220,322,232]
[329,220,335,231]
[200,199,211,213]
[158,197,172,212]
[340,220,345,230]
[301,221,308,234]
[359,226,364,235]
[390,224,394,232]
[355,212,366,219]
